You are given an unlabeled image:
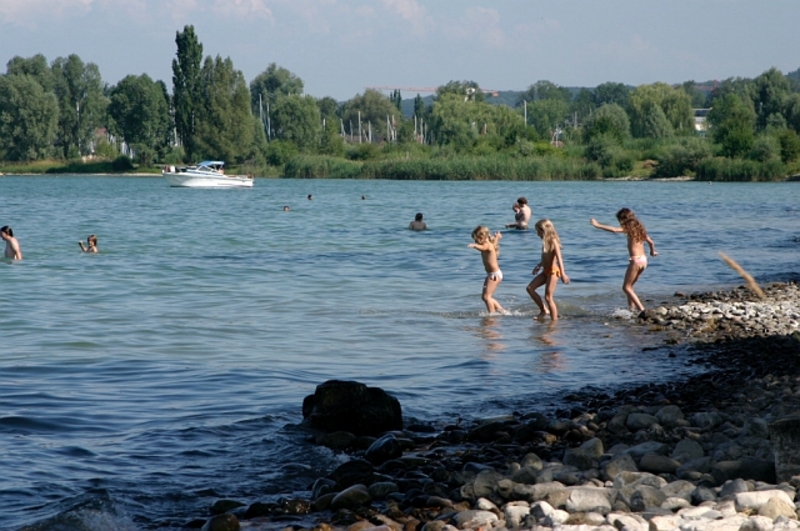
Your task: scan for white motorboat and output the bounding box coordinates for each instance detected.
[162,161,254,188]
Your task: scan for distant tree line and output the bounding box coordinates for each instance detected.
[1,25,800,180]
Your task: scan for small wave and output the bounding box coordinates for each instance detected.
[19,490,138,531]
[610,308,637,320]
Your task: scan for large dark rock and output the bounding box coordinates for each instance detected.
[302,380,402,436]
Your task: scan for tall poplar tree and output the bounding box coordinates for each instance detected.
[51,54,106,159]
[172,25,203,161]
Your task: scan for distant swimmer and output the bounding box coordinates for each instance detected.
[283,206,290,211]
[468,226,505,314]
[516,197,532,229]
[307,194,313,200]
[591,208,657,313]
[527,219,569,321]
[1,225,22,260]
[505,203,525,229]
[79,234,98,253]
[409,212,427,231]
[361,195,366,200]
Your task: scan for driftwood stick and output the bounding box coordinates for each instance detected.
[719,252,765,299]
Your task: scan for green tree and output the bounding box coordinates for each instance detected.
[413,94,428,119]
[785,93,800,133]
[582,103,630,143]
[194,55,261,163]
[428,93,520,151]
[172,25,204,161]
[708,93,756,158]
[526,99,570,139]
[640,102,673,139]
[6,54,55,92]
[777,129,800,162]
[680,80,707,108]
[518,80,572,104]
[753,67,790,131]
[319,118,345,156]
[0,74,59,161]
[250,63,304,117]
[628,82,692,137]
[593,82,630,108]
[316,96,339,122]
[340,89,400,142]
[51,54,107,158]
[271,94,321,151]
[436,80,485,103]
[570,88,596,125]
[390,89,402,112]
[108,74,171,165]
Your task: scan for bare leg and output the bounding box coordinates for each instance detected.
[526,274,549,320]
[544,273,560,321]
[622,263,646,312]
[483,276,505,313]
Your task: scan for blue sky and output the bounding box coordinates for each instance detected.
[1,0,798,101]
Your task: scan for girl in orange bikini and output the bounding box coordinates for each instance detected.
[527,219,570,321]
[591,208,657,312]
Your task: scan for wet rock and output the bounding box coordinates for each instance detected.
[639,454,680,474]
[365,434,403,465]
[302,380,402,436]
[563,437,604,471]
[201,513,239,531]
[330,484,372,511]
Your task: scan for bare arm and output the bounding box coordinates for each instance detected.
[79,241,87,252]
[554,245,570,284]
[646,235,658,257]
[590,218,624,233]
[468,241,492,251]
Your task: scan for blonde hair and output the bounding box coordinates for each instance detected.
[535,219,561,253]
[471,226,500,255]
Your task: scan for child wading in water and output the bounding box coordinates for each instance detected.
[468,226,506,314]
[591,208,657,312]
[527,219,570,321]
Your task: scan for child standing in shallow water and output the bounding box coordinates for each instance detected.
[591,208,657,312]
[468,226,506,314]
[527,219,570,321]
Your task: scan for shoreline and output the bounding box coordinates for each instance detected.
[193,282,800,531]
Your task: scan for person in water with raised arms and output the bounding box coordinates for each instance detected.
[591,208,657,313]
[527,219,570,321]
[1,225,22,260]
[468,226,506,314]
[79,234,98,253]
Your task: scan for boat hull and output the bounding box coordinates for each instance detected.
[163,172,254,189]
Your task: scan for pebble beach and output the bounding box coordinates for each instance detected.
[187,281,800,531]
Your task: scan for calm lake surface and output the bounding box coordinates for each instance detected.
[1,176,798,530]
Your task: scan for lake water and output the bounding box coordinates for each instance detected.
[1,176,798,530]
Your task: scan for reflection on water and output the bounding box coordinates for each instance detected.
[531,321,566,372]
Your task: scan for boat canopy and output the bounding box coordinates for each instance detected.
[197,161,225,167]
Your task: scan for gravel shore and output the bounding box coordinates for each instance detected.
[196,282,800,531]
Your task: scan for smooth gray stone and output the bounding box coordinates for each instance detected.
[639,454,680,474]
[603,453,638,481]
[626,413,659,431]
[770,415,800,483]
[656,405,685,428]
[672,438,705,461]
